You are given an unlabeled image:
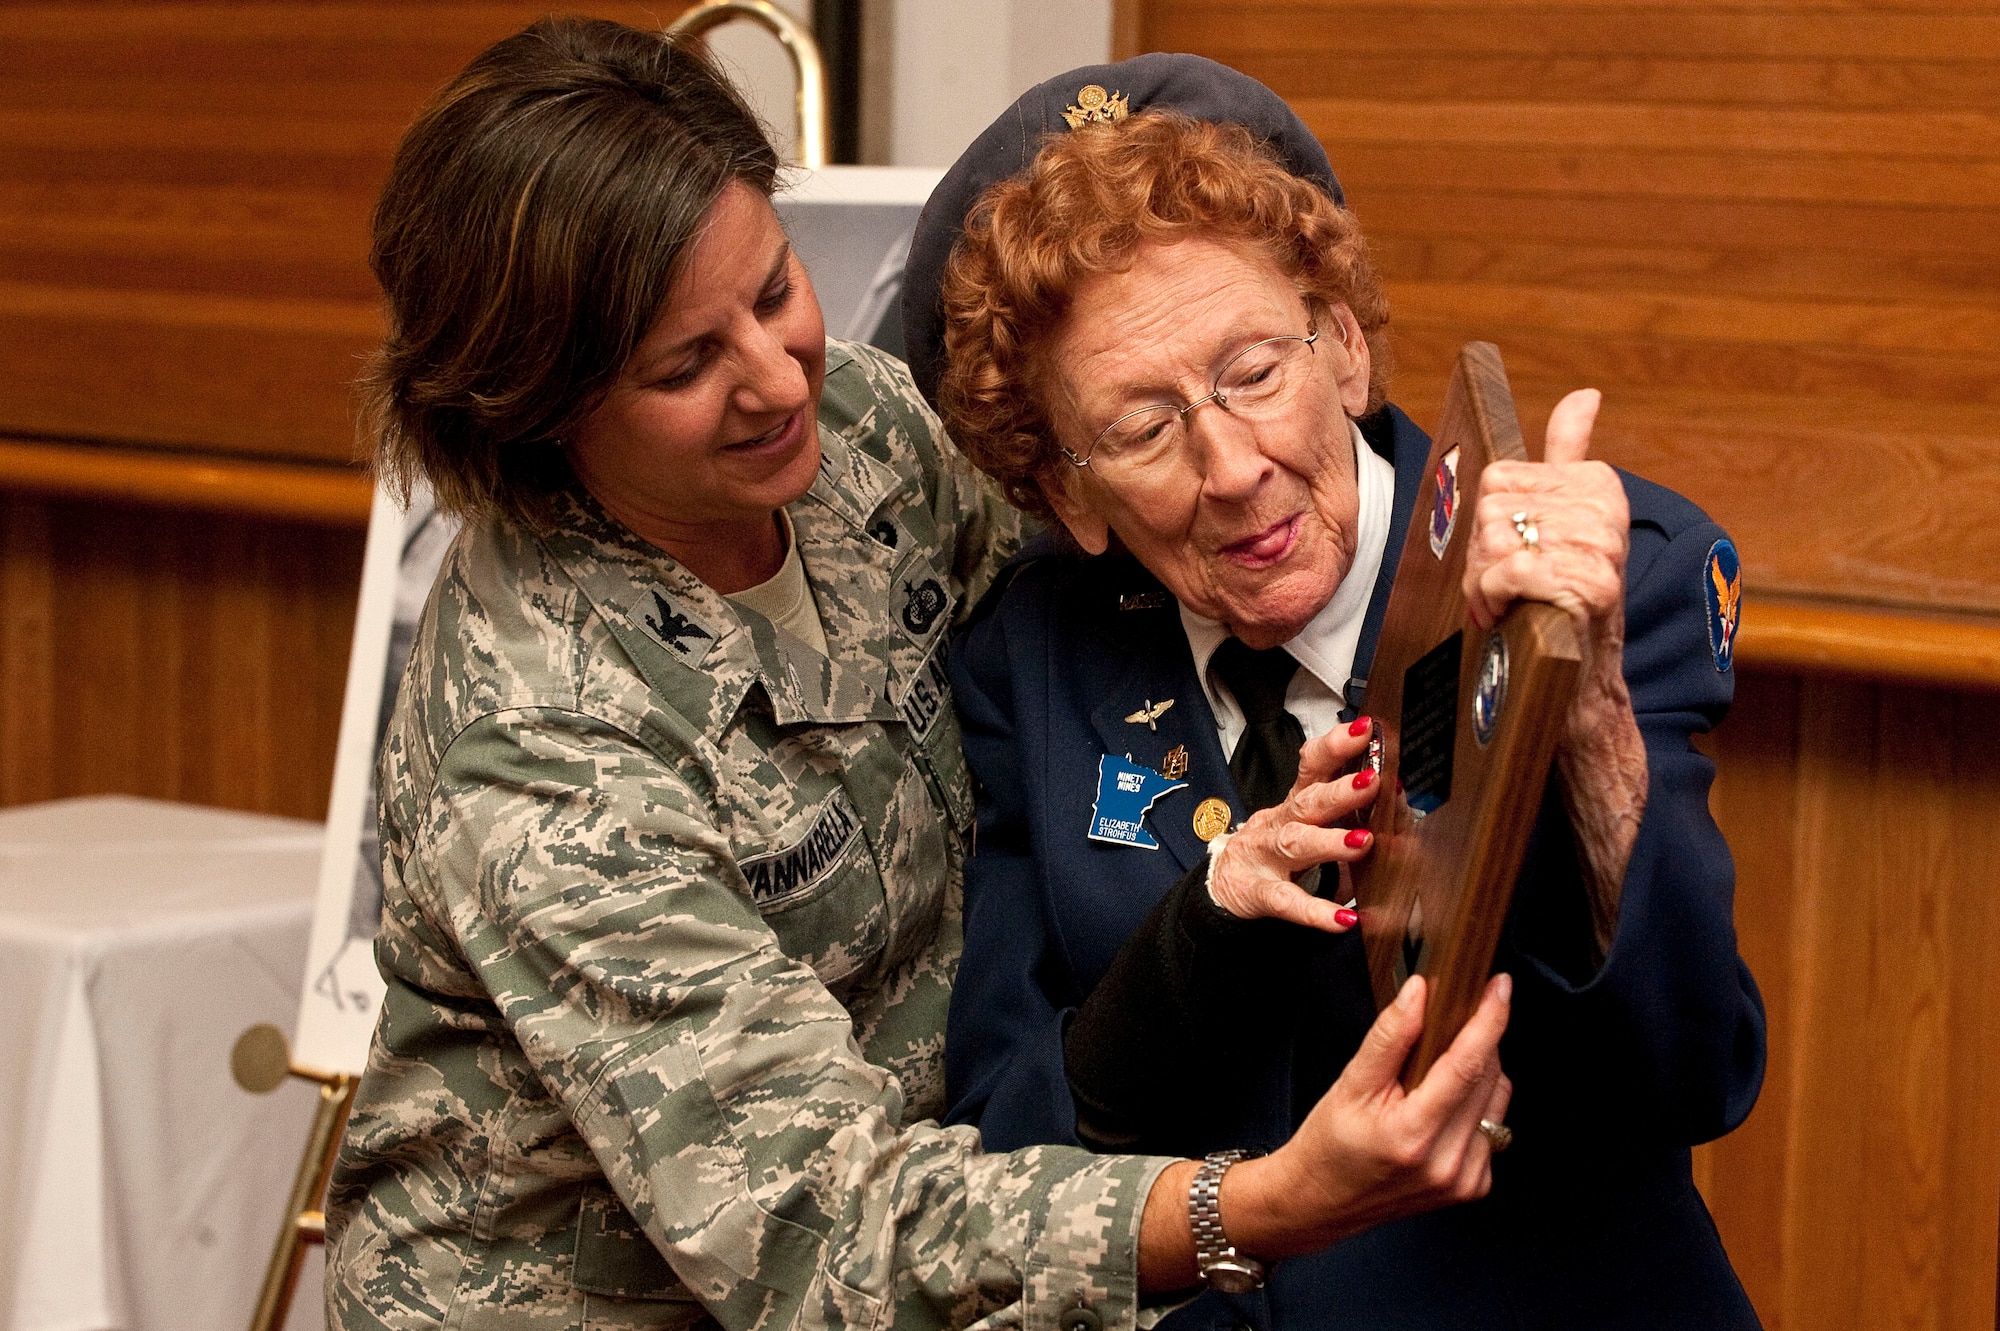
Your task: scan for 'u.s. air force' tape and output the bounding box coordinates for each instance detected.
[899,639,951,741]
[1087,753,1186,850]
[738,790,862,908]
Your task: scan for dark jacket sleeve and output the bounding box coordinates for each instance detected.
[943,568,1089,1151]
[1063,861,1304,1153]
[1497,487,1767,1146]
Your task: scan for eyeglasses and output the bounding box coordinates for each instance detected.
[1061,327,1320,478]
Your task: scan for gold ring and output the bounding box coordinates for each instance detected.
[1509,511,1540,554]
[1478,1118,1513,1152]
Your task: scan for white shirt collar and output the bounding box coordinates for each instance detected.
[1181,420,1396,750]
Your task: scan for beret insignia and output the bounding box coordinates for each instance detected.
[1062,84,1130,129]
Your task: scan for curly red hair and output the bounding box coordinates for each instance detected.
[938,110,1392,520]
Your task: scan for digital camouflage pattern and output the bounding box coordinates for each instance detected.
[324,341,1174,1331]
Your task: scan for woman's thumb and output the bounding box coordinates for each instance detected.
[1542,388,1601,465]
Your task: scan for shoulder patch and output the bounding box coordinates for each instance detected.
[640,589,719,669]
[891,550,954,646]
[1703,538,1742,672]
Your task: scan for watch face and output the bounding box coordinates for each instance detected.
[1202,1259,1264,1295]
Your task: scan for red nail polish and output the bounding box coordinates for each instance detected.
[1334,907,1359,928]
[1348,716,1372,737]
[1353,769,1374,791]
[1344,828,1370,849]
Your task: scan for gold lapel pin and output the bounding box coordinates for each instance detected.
[1192,797,1232,842]
[1160,745,1190,781]
[1124,698,1175,731]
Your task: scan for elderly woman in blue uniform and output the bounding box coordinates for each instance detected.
[903,55,1766,1330]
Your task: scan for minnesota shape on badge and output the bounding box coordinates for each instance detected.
[1088,753,1187,849]
[1705,538,1742,672]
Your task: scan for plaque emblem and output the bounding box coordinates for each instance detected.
[1192,797,1232,842]
[1472,632,1508,746]
[1428,446,1461,558]
[1704,538,1742,673]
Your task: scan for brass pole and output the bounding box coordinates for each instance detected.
[236,1027,357,1331]
[667,0,830,168]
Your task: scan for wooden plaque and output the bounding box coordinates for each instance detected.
[1350,343,1582,1085]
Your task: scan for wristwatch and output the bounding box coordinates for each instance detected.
[1188,1150,1266,1294]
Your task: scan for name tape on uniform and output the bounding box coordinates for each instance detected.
[739,790,863,908]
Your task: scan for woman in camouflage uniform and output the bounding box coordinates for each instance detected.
[325,19,1511,1331]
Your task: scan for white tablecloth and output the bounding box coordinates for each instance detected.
[0,797,328,1331]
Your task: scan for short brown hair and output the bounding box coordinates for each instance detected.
[363,17,779,524]
[938,111,1391,519]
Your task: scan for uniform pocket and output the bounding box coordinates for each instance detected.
[741,789,888,989]
[572,1183,698,1301]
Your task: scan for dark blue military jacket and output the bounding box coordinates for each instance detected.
[944,405,1767,1330]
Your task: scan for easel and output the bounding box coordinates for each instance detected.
[232,1024,355,1331]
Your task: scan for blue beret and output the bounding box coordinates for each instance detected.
[900,52,1342,410]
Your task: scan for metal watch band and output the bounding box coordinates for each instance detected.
[1188,1150,1266,1294]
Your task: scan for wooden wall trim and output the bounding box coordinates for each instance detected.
[0,436,371,526]
[10,435,1999,689]
[1737,595,2000,693]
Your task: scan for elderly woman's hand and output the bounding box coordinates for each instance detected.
[1461,389,1647,953]
[1207,719,1382,932]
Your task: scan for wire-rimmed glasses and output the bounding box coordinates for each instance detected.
[1060,327,1320,479]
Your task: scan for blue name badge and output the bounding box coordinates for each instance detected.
[1087,753,1188,850]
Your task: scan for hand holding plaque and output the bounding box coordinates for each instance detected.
[1350,344,1587,1086]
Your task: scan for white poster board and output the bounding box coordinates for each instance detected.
[290,166,939,1076]
[293,486,457,1074]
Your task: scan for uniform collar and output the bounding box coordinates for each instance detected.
[538,420,938,741]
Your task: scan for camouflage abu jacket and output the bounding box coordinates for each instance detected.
[325,341,1173,1331]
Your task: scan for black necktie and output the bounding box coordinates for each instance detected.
[1211,637,1306,813]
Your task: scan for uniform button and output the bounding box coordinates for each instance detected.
[1060,1305,1103,1331]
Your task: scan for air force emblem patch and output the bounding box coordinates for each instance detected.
[1087,753,1187,850]
[901,577,948,636]
[1704,539,1742,672]
[641,589,718,668]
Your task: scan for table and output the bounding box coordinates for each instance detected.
[0,797,327,1331]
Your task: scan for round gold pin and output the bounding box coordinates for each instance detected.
[1192,797,1232,842]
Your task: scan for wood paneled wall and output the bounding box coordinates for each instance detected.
[0,491,361,815]
[1123,0,2000,617]
[1702,672,2000,1331]
[0,3,688,818]
[1116,3,2000,1328]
